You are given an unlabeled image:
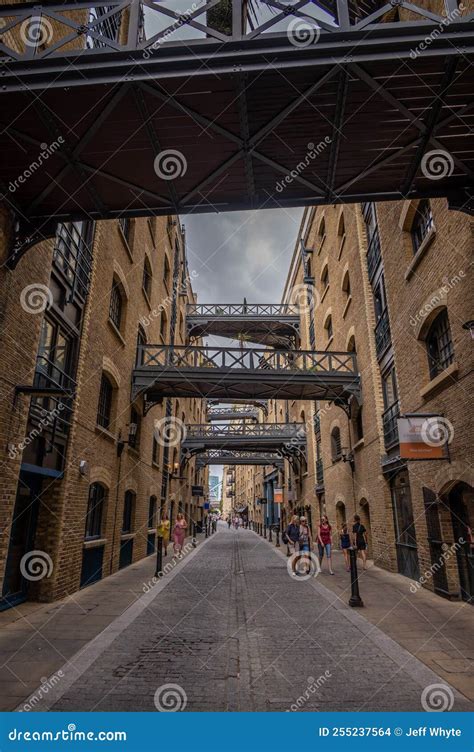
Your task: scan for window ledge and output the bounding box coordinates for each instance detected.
[320,285,330,304]
[95,425,116,443]
[325,335,334,350]
[118,225,133,262]
[342,295,352,319]
[83,537,107,549]
[142,286,152,310]
[353,438,365,451]
[420,362,459,400]
[152,461,161,470]
[405,226,436,280]
[108,318,126,346]
[120,532,135,541]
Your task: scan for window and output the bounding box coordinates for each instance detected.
[338,213,345,238]
[160,310,168,341]
[324,314,333,341]
[347,335,356,353]
[118,217,130,242]
[411,200,433,254]
[148,496,157,528]
[87,5,122,49]
[136,325,146,366]
[109,281,123,330]
[321,265,329,290]
[331,427,342,462]
[122,491,135,534]
[53,221,93,299]
[142,257,152,297]
[164,255,171,290]
[318,217,326,242]
[152,436,159,465]
[97,374,113,429]
[426,309,454,379]
[354,407,364,442]
[342,270,351,299]
[85,483,106,539]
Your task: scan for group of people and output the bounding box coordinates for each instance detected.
[156,512,187,557]
[227,515,245,529]
[283,513,368,575]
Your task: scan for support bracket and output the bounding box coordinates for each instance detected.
[6,214,58,270]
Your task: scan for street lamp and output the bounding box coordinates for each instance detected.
[341,446,355,472]
[116,422,138,456]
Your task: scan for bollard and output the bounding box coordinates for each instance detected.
[264,523,267,539]
[276,528,280,547]
[192,521,197,548]
[268,526,273,543]
[155,535,163,578]
[259,523,262,536]
[348,547,364,607]
[204,518,208,538]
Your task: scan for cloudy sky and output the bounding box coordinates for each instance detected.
[183,206,303,494]
[184,207,303,304]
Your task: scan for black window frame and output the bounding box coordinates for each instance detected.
[122,490,135,534]
[426,309,454,379]
[109,281,123,330]
[331,427,342,461]
[148,496,157,529]
[411,200,433,255]
[97,373,113,429]
[85,482,106,540]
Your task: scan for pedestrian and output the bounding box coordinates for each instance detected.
[351,514,368,570]
[227,515,231,529]
[317,515,334,574]
[296,516,313,576]
[157,511,170,557]
[172,513,187,556]
[284,514,300,556]
[339,522,351,571]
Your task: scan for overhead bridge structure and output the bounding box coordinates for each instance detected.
[195,450,284,468]
[1,0,473,265]
[133,344,360,405]
[207,405,261,422]
[186,304,300,348]
[182,422,305,452]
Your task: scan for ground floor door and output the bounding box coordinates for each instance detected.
[449,483,474,603]
[1,473,42,609]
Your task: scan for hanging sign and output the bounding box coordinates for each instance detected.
[274,488,283,504]
[398,416,449,460]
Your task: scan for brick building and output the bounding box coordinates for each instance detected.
[0,213,207,608]
[244,199,473,602]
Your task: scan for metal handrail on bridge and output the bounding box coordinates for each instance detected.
[138,344,357,376]
[185,422,306,440]
[187,303,299,318]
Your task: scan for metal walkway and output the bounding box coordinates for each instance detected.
[186,303,300,348]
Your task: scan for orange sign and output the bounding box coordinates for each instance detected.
[274,488,283,503]
[398,417,446,460]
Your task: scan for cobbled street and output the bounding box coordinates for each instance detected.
[31,526,470,713]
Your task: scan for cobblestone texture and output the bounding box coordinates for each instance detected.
[50,527,471,712]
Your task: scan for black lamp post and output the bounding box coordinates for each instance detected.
[348,547,364,607]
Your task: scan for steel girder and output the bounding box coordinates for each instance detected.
[207,398,269,414]
[186,303,301,348]
[207,406,261,422]
[195,449,285,467]
[133,344,360,403]
[182,421,307,451]
[0,1,473,266]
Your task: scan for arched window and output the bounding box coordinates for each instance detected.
[160,310,168,341]
[118,217,131,242]
[164,254,171,290]
[85,483,107,539]
[342,270,351,299]
[122,491,135,534]
[338,212,345,238]
[318,217,326,240]
[331,427,342,462]
[347,335,356,353]
[426,309,454,378]
[321,264,329,290]
[142,256,152,297]
[411,199,433,254]
[136,325,147,366]
[97,373,113,429]
[109,279,124,330]
[324,314,333,341]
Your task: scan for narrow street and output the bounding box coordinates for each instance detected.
[15,525,471,714]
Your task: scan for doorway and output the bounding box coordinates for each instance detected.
[448,482,473,603]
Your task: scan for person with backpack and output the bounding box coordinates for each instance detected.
[317,515,334,574]
[352,514,368,570]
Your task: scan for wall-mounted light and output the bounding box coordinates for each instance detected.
[462,320,474,340]
[341,447,355,472]
[116,422,138,457]
[79,460,89,477]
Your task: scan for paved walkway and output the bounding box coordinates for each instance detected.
[3,524,470,713]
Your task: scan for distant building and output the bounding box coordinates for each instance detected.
[209,475,221,504]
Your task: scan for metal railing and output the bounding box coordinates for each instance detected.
[1,0,465,61]
[207,405,260,420]
[185,422,306,440]
[138,345,358,376]
[366,231,382,282]
[187,303,299,317]
[195,449,284,466]
[382,400,400,449]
